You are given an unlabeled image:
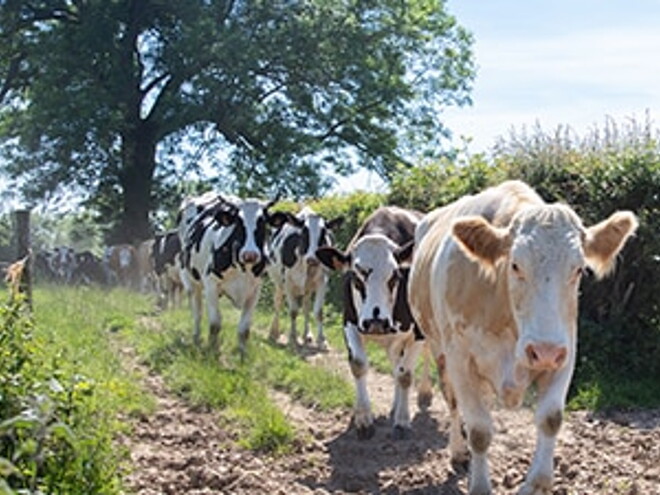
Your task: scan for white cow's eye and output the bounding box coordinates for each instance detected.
[511,262,525,280]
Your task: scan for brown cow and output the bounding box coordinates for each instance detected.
[409,180,637,494]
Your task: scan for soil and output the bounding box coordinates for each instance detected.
[119,344,660,495]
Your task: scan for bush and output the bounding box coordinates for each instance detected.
[0,295,121,493]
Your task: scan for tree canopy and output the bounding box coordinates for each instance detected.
[0,0,474,242]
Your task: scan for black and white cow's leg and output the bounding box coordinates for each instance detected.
[237,282,262,358]
[345,323,374,440]
[204,279,222,352]
[312,280,327,348]
[390,335,424,440]
[302,292,313,345]
[190,284,204,347]
[519,356,573,495]
[268,278,283,342]
[286,292,302,348]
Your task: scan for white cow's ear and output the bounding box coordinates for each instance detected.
[316,247,350,271]
[584,211,638,279]
[452,216,511,269]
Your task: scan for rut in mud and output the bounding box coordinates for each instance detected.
[120,342,660,495]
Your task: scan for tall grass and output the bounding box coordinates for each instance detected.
[0,287,154,493]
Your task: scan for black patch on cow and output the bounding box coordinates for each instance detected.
[281,232,301,268]
[354,207,421,247]
[318,227,329,248]
[394,267,424,340]
[300,226,310,254]
[191,267,201,281]
[342,272,359,326]
[154,231,181,275]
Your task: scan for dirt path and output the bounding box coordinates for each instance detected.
[119,343,660,495]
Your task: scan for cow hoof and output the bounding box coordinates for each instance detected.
[450,452,470,474]
[417,390,434,411]
[392,425,411,440]
[356,423,376,440]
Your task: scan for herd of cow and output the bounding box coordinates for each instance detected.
[33,180,639,495]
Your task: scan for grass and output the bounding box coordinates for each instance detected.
[121,287,355,453]
[0,286,157,493]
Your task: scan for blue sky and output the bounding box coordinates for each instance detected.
[442,0,660,152]
[336,0,660,191]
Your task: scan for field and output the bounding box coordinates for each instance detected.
[7,286,660,494]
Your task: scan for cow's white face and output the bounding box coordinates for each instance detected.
[348,235,403,334]
[506,208,585,371]
[236,200,267,264]
[452,205,638,373]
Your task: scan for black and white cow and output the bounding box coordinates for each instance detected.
[71,250,105,285]
[267,206,343,348]
[316,206,433,440]
[152,231,183,309]
[178,193,292,355]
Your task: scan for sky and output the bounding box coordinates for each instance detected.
[335,0,660,192]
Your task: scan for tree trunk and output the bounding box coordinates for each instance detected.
[112,125,157,244]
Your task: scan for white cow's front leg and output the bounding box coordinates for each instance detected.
[390,337,424,439]
[286,291,301,348]
[237,282,262,359]
[345,323,374,439]
[204,279,222,352]
[448,355,494,495]
[519,358,574,495]
[301,292,313,345]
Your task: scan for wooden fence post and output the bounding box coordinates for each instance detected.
[15,209,32,308]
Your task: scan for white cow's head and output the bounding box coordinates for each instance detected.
[451,205,637,372]
[317,234,414,334]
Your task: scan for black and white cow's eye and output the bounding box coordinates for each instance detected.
[387,271,399,292]
[351,272,366,297]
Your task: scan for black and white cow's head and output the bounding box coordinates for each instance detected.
[210,195,292,275]
[281,207,344,269]
[317,234,415,335]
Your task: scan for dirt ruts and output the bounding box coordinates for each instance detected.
[119,344,660,495]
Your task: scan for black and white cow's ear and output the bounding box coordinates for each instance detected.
[326,216,345,230]
[316,247,350,271]
[395,240,415,264]
[215,209,236,226]
[288,213,305,228]
[267,211,293,228]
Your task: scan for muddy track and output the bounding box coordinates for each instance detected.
[118,341,660,494]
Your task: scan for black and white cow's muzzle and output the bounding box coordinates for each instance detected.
[359,307,397,335]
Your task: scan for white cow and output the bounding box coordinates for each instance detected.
[409,180,638,494]
[267,206,343,348]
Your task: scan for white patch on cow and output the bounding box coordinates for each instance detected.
[119,247,132,269]
[350,234,400,332]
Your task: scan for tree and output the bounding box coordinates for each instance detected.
[0,0,474,243]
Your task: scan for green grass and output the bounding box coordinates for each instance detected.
[122,289,354,452]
